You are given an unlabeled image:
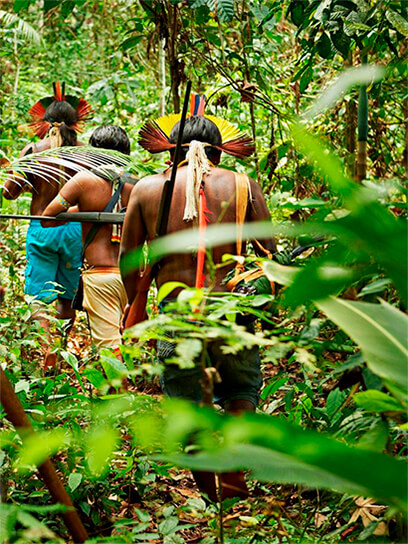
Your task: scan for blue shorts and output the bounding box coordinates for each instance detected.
[25,221,82,302]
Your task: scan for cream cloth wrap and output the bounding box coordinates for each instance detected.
[183,140,211,222]
[82,267,128,349]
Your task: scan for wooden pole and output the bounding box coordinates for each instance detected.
[0,367,88,543]
[355,55,368,182]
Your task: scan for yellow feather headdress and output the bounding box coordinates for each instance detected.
[139,94,255,159]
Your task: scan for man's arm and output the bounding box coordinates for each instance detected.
[248,179,276,256]
[2,144,35,200]
[119,183,147,305]
[41,172,85,227]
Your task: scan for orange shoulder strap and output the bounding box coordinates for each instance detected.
[235,172,250,258]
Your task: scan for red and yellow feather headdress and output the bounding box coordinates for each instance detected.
[28,81,94,138]
[139,94,255,159]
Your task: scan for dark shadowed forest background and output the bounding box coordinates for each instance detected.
[0,1,407,543]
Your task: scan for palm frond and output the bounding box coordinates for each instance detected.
[0,146,133,188]
[0,10,42,45]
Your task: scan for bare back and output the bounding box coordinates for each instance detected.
[43,171,134,267]
[121,165,275,292]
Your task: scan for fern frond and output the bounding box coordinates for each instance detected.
[0,10,42,44]
[0,146,132,187]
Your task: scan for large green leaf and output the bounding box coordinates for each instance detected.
[16,430,68,470]
[157,403,407,512]
[385,10,408,36]
[354,390,406,413]
[291,125,407,301]
[85,426,119,477]
[0,9,42,44]
[206,0,234,22]
[316,298,408,389]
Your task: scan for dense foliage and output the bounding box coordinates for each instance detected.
[0,1,407,543]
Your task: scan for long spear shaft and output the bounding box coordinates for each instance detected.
[0,367,88,543]
[155,80,192,237]
[0,212,124,223]
[124,80,192,329]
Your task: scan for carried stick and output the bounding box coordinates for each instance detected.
[124,81,192,329]
[0,212,124,224]
[0,367,88,543]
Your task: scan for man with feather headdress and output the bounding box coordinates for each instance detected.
[2,82,93,367]
[120,95,276,500]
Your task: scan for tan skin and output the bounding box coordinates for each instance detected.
[120,158,275,501]
[2,137,82,321]
[42,170,133,266]
[120,164,276,302]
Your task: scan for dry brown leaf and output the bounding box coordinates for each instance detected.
[314,512,328,527]
[349,496,388,536]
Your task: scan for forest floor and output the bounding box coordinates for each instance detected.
[31,316,384,544]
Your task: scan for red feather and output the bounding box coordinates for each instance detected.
[139,120,175,153]
[195,188,211,289]
[28,100,47,122]
[54,81,63,101]
[30,120,51,138]
[75,98,94,122]
[218,136,255,159]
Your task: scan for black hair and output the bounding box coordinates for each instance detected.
[89,125,131,155]
[169,116,222,164]
[43,101,78,146]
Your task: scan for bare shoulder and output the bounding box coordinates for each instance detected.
[65,170,98,190]
[131,173,166,197]
[137,173,166,188]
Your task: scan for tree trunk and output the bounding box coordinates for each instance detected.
[166,4,181,113]
[403,95,408,176]
[159,38,166,116]
[266,115,278,183]
[344,52,356,177]
[345,98,357,177]
[355,55,368,182]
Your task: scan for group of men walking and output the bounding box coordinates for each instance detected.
[2,82,275,500]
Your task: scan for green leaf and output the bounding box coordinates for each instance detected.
[206,0,234,22]
[157,281,188,304]
[316,298,408,389]
[358,278,392,297]
[305,65,384,119]
[175,338,202,368]
[68,472,83,492]
[354,390,406,413]
[158,517,179,535]
[284,259,356,308]
[357,420,389,452]
[326,388,345,421]
[121,35,144,51]
[313,0,331,22]
[289,0,305,27]
[43,0,60,11]
[263,260,299,286]
[86,426,119,477]
[385,10,408,36]
[316,32,333,58]
[0,9,42,44]
[100,350,128,382]
[17,430,68,470]
[157,403,408,511]
[189,0,207,7]
[330,29,351,58]
[13,0,30,12]
[299,66,313,93]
